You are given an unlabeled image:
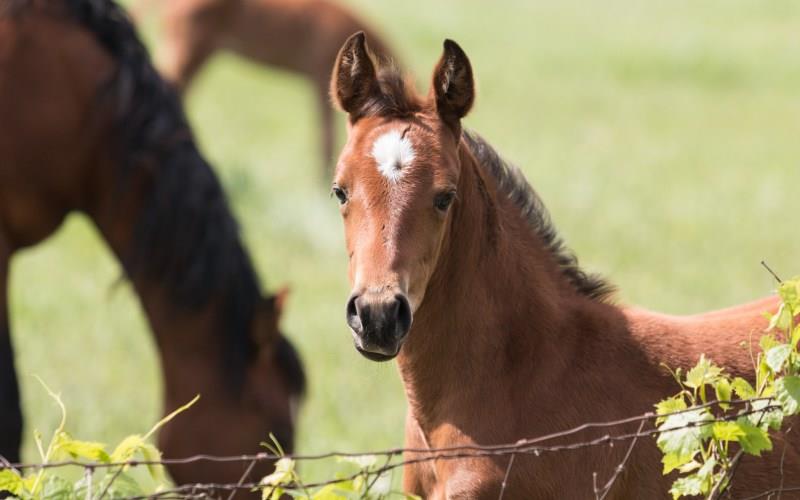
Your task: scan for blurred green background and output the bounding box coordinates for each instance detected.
[10,0,800,484]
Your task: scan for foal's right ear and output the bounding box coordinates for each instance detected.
[431,39,475,133]
[330,32,380,120]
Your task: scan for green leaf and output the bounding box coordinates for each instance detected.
[262,486,284,500]
[760,334,781,353]
[662,452,696,474]
[365,473,391,496]
[736,418,773,455]
[0,469,23,496]
[312,481,357,500]
[21,474,38,496]
[41,474,74,500]
[685,355,723,389]
[714,378,732,410]
[260,457,296,488]
[52,431,110,462]
[677,460,702,473]
[110,434,145,462]
[775,376,800,415]
[767,305,784,331]
[766,344,793,373]
[778,279,800,315]
[749,398,784,430]
[696,457,717,491]
[103,471,146,498]
[670,474,703,499]
[712,421,745,442]
[757,354,771,393]
[107,434,164,482]
[655,396,687,422]
[656,409,713,457]
[337,454,378,469]
[731,377,756,399]
[140,443,164,482]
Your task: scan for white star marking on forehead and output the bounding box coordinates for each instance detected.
[371,130,415,182]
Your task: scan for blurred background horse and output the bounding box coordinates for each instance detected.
[0,0,304,486]
[136,0,394,174]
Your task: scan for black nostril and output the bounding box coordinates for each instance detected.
[346,294,362,333]
[395,294,412,336]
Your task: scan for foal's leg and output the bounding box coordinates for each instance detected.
[402,412,432,496]
[0,235,21,464]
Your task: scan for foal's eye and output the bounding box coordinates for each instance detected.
[434,191,456,212]
[332,186,348,205]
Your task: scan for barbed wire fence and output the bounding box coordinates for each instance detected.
[2,399,798,500]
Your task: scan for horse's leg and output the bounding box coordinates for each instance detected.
[317,81,336,176]
[0,233,21,464]
[157,0,230,92]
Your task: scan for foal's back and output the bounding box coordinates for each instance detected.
[625,295,779,378]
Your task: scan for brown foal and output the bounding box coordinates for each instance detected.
[139,0,393,173]
[0,0,304,487]
[329,33,799,499]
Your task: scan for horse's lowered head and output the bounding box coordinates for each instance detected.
[330,32,475,361]
[158,289,306,485]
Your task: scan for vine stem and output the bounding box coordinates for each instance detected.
[96,466,126,500]
[497,453,515,500]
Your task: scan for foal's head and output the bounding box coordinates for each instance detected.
[330,33,475,361]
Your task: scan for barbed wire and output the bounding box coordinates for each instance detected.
[0,399,794,500]
[1,397,774,472]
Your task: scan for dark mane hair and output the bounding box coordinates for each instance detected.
[55,0,304,393]
[463,131,615,302]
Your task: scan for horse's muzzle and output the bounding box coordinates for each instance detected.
[346,291,412,361]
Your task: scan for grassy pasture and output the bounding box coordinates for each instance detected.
[10,0,800,485]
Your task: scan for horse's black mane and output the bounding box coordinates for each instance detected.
[463,131,615,302]
[53,0,304,393]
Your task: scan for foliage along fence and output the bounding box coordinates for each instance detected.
[1,277,799,500]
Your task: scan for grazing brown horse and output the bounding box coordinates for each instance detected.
[0,0,304,487]
[138,0,393,174]
[329,33,800,499]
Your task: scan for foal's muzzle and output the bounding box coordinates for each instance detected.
[346,292,412,361]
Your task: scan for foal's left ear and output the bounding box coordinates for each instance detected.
[330,31,380,120]
[431,39,475,133]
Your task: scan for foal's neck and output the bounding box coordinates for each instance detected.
[398,140,585,420]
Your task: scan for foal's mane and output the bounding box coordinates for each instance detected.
[463,132,615,301]
[41,0,304,393]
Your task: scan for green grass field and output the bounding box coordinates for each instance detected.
[10,0,800,486]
